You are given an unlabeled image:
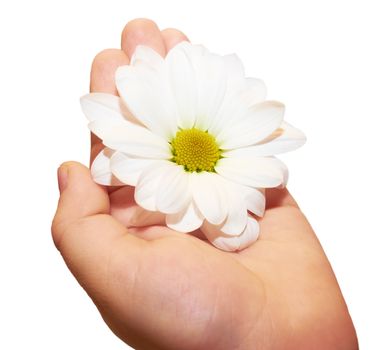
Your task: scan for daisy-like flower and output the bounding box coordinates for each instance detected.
[81,42,306,252]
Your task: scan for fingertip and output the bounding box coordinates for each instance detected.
[90,48,129,94]
[161,28,189,51]
[52,162,110,247]
[121,18,166,58]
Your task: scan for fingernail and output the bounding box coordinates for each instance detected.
[57,165,68,193]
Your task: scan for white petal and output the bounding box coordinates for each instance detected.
[166,45,197,129]
[220,182,248,236]
[88,119,171,159]
[193,53,228,131]
[222,122,306,157]
[201,215,260,252]
[223,53,245,82]
[240,78,268,107]
[242,186,266,217]
[172,41,207,57]
[131,45,164,69]
[110,151,158,186]
[276,159,289,188]
[217,101,285,150]
[191,172,228,225]
[156,163,191,214]
[208,78,267,136]
[215,157,286,188]
[91,148,123,186]
[80,93,139,124]
[134,161,171,211]
[166,201,204,232]
[115,64,177,139]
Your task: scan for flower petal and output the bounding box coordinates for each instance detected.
[201,215,260,252]
[134,161,171,211]
[166,44,197,129]
[240,78,268,107]
[192,53,228,131]
[110,151,158,186]
[222,122,306,157]
[217,101,285,150]
[170,42,208,66]
[190,172,228,225]
[156,163,191,214]
[166,201,204,232]
[223,53,245,82]
[91,148,123,186]
[242,186,266,217]
[220,182,248,236]
[208,78,267,136]
[215,157,286,188]
[115,64,177,139]
[131,45,164,69]
[88,119,172,159]
[80,92,139,124]
[276,158,289,188]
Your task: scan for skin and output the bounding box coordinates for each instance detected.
[52,19,359,350]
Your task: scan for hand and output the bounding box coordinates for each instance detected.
[52,19,358,350]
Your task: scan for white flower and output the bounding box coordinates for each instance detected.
[81,42,306,251]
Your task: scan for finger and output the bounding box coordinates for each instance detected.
[89,49,129,164]
[265,187,299,210]
[235,187,313,247]
[52,162,144,290]
[256,188,317,245]
[121,18,166,58]
[161,28,189,51]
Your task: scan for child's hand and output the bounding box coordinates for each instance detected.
[52,19,358,350]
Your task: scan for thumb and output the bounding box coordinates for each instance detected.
[52,161,111,249]
[51,161,143,292]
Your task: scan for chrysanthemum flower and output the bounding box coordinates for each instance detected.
[81,42,306,251]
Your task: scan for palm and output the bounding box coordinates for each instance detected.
[60,19,357,350]
[98,186,353,349]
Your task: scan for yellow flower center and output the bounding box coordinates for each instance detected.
[171,128,221,172]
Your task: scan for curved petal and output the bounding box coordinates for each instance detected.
[88,119,172,159]
[215,157,286,188]
[166,45,197,129]
[110,151,158,186]
[201,215,260,252]
[240,78,268,106]
[223,53,245,82]
[241,186,266,217]
[172,41,207,56]
[217,101,284,150]
[222,122,306,157]
[80,93,140,124]
[190,172,228,225]
[276,159,289,188]
[131,45,164,69]
[208,78,267,136]
[192,53,228,131]
[220,182,248,236]
[156,163,191,214]
[134,161,172,211]
[115,64,177,139]
[91,148,123,186]
[166,201,204,232]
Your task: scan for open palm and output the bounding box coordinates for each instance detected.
[52,19,357,350]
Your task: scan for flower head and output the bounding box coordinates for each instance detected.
[81,42,306,251]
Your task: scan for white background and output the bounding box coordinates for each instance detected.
[0,0,391,349]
